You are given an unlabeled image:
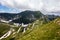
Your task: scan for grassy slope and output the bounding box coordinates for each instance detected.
[0,23,10,37]
[19,18,60,40]
[0,18,60,40]
[0,23,19,40]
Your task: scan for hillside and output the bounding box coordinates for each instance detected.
[0,23,10,37]
[1,17,60,40]
[18,18,60,40]
[0,23,19,40]
[0,11,60,40]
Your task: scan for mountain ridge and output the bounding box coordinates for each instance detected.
[0,10,59,24]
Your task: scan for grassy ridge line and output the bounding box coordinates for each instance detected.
[19,18,60,40]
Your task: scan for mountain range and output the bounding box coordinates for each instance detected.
[0,10,59,24]
[0,10,60,40]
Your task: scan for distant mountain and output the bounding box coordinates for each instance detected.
[0,10,59,24]
[12,10,43,24]
[0,11,60,40]
[12,11,59,24]
[0,13,17,20]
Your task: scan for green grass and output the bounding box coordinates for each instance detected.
[0,23,10,37]
[1,18,60,40]
[18,18,60,40]
[0,23,20,40]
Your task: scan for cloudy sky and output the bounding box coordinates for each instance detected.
[0,0,60,15]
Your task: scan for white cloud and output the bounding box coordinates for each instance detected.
[42,0,60,12]
[0,0,60,13]
[0,0,43,10]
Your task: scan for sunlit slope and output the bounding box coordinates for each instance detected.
[0,23,10,37]
[0,23,19,40]
[0,18,60,40]
[19,18,60,40]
